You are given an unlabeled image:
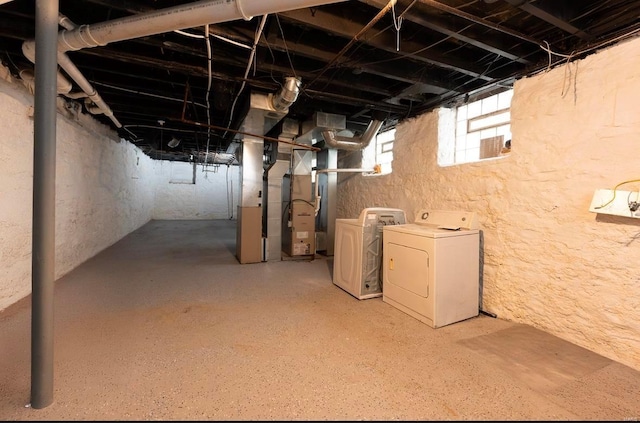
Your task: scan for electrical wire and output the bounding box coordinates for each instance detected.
[560,51,577,99]
[174,29,252,49]
[174,29,204,39]
[307,0,397,90]
[92,81,207,109]
[539,26,640,59]
[274,14,297,79]
[222,14,269,140]
[123,124,202,134]
[391,1,403,52]
[204,24,213,168]
[594,179,640,210]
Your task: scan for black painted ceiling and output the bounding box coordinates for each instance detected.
[1,0,639,162]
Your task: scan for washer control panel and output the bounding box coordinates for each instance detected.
[359,208,406,227]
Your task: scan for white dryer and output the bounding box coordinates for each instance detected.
[382,210,480,328]
[333,208,406,300]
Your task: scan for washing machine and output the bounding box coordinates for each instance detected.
[333,207,407,300]
[382,209,480,328]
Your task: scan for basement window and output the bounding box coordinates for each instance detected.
[169,161,196,184]
[438,89,513,166]
[363,128,395,175]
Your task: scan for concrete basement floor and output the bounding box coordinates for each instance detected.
[1,220,639,421]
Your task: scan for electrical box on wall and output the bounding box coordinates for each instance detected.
[589,189,640,218]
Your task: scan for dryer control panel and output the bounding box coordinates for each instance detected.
[414,209,478,230]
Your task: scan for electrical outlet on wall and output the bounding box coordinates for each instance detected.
[589,189,640,218]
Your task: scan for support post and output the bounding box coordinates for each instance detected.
[30,0,59,409]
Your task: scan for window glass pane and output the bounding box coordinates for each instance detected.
[379,162,392,174]
[466,147,480,162]
[456,120,467,136]
[481,95,498,114]
[456,135,467,150]
[457,105,467,122]
[467,101,482,119]
[498,90,513,109]
[438,88,513,166]
[480,127,497,140]
[496,124,511,139]
[468,110,510,132]
[363,128,394,175]
[466,132,481,149]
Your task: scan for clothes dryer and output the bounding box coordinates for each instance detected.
[382,210,480,328]
[333,208,406,299]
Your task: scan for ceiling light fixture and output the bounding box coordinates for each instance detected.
[168,137,181,148]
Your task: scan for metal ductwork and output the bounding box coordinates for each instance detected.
[296,111,346,145]
[296,111,386,151]
[321,118,384,151]
[235,78,302,264]
[270,77,302,113]
[263,118,298,262]
[237,77,301,208]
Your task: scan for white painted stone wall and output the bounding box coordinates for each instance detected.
[0,66,242,312]
[152,161,240,220]
[337,37,640,371]
[0,70,156,311]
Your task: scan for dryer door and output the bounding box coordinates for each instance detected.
[385,242,429,297]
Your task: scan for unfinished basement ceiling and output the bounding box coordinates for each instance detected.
[1,0,639,162]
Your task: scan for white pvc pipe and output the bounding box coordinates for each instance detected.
[316,168,379,173]
[57,0,347,53]
[56,52,122,127]
[22,0,346,137]
[58,13,77,30]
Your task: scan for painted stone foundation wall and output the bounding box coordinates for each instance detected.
[152,161,240,220]
[337,37,640,371]
[0,71,156,311]
[0,67,243,311]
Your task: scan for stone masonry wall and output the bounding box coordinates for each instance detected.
[0,70,155,311]
[152,161,240,220]
[337,37,640,371]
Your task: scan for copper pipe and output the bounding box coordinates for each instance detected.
[176,118,321,151]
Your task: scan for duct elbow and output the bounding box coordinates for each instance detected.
[270,76,301,113]
[321,119,384,151]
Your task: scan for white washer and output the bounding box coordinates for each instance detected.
[382,210,480,328]
[333,208,406,300]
